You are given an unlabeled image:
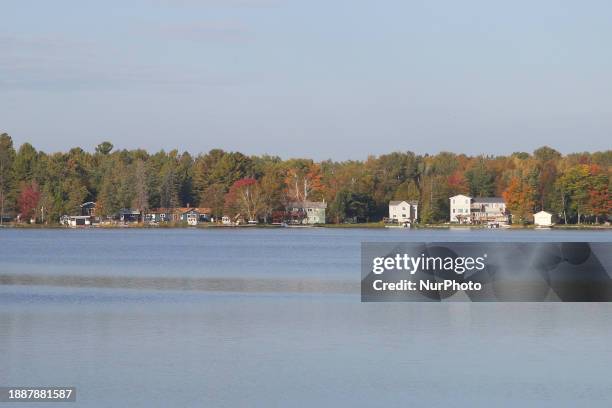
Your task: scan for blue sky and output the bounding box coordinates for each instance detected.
[1,0,611,159]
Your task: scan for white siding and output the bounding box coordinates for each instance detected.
[389,201,418,223]
[449,195,471,223]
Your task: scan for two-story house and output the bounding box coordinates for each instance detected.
[388,200,418,224]
[471,197,507,223]
[286,201,327,224]
[449,194,472,223]
[449,195,507,224]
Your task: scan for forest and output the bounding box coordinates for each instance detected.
[0,133,610,225]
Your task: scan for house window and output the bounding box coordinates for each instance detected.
[402,214,406,218]
[453,209,455,213]
[452,199,455,204]
[402,207,406,210]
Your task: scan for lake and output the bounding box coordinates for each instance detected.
[1,228,611,407]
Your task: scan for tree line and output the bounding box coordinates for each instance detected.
[0,133,609,224]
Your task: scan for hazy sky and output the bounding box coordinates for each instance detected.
[1,0,611,160]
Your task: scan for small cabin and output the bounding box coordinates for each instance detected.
[60,215,92,227]
[534,211,554,227]
[80,201,96,216]
[118,209,141,223]
[144,209,172,224]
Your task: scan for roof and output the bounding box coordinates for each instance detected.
[472,197,505,204]
[146,207,213,214]
[535,210,552,216]
[146,208,173,214]
[193,207,212,214]
[449,194,471,199]
[118,208,141,215]
[389,200,418,206]
[288,201,327,209]
[179,207,212,214]
[80,201,96,208]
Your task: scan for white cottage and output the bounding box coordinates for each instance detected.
[389,200,418,224]
[533,211,554,227]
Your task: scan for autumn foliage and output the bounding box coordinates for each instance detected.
[17,181,41,222]
[224,178,264,222]
[503,176,535,224]
[0,132,610,225]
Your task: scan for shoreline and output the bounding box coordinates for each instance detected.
[2,223,611,231]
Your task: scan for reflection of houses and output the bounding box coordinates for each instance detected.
[388,200,418,224]
[449,195,508,224]
[285,201,327,224]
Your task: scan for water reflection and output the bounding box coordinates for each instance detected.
[0,273,357,294]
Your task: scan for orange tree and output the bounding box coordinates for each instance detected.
[503,175,536,224]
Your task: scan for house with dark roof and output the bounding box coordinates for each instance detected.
[80,201,96,216]
[118,208,141,223]
[179,208,211,225]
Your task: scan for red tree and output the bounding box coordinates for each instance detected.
[447,170,468,193]
[18,181,41,222]
[587,165,610,223]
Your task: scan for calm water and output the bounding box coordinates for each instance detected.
[1,228,611,407]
